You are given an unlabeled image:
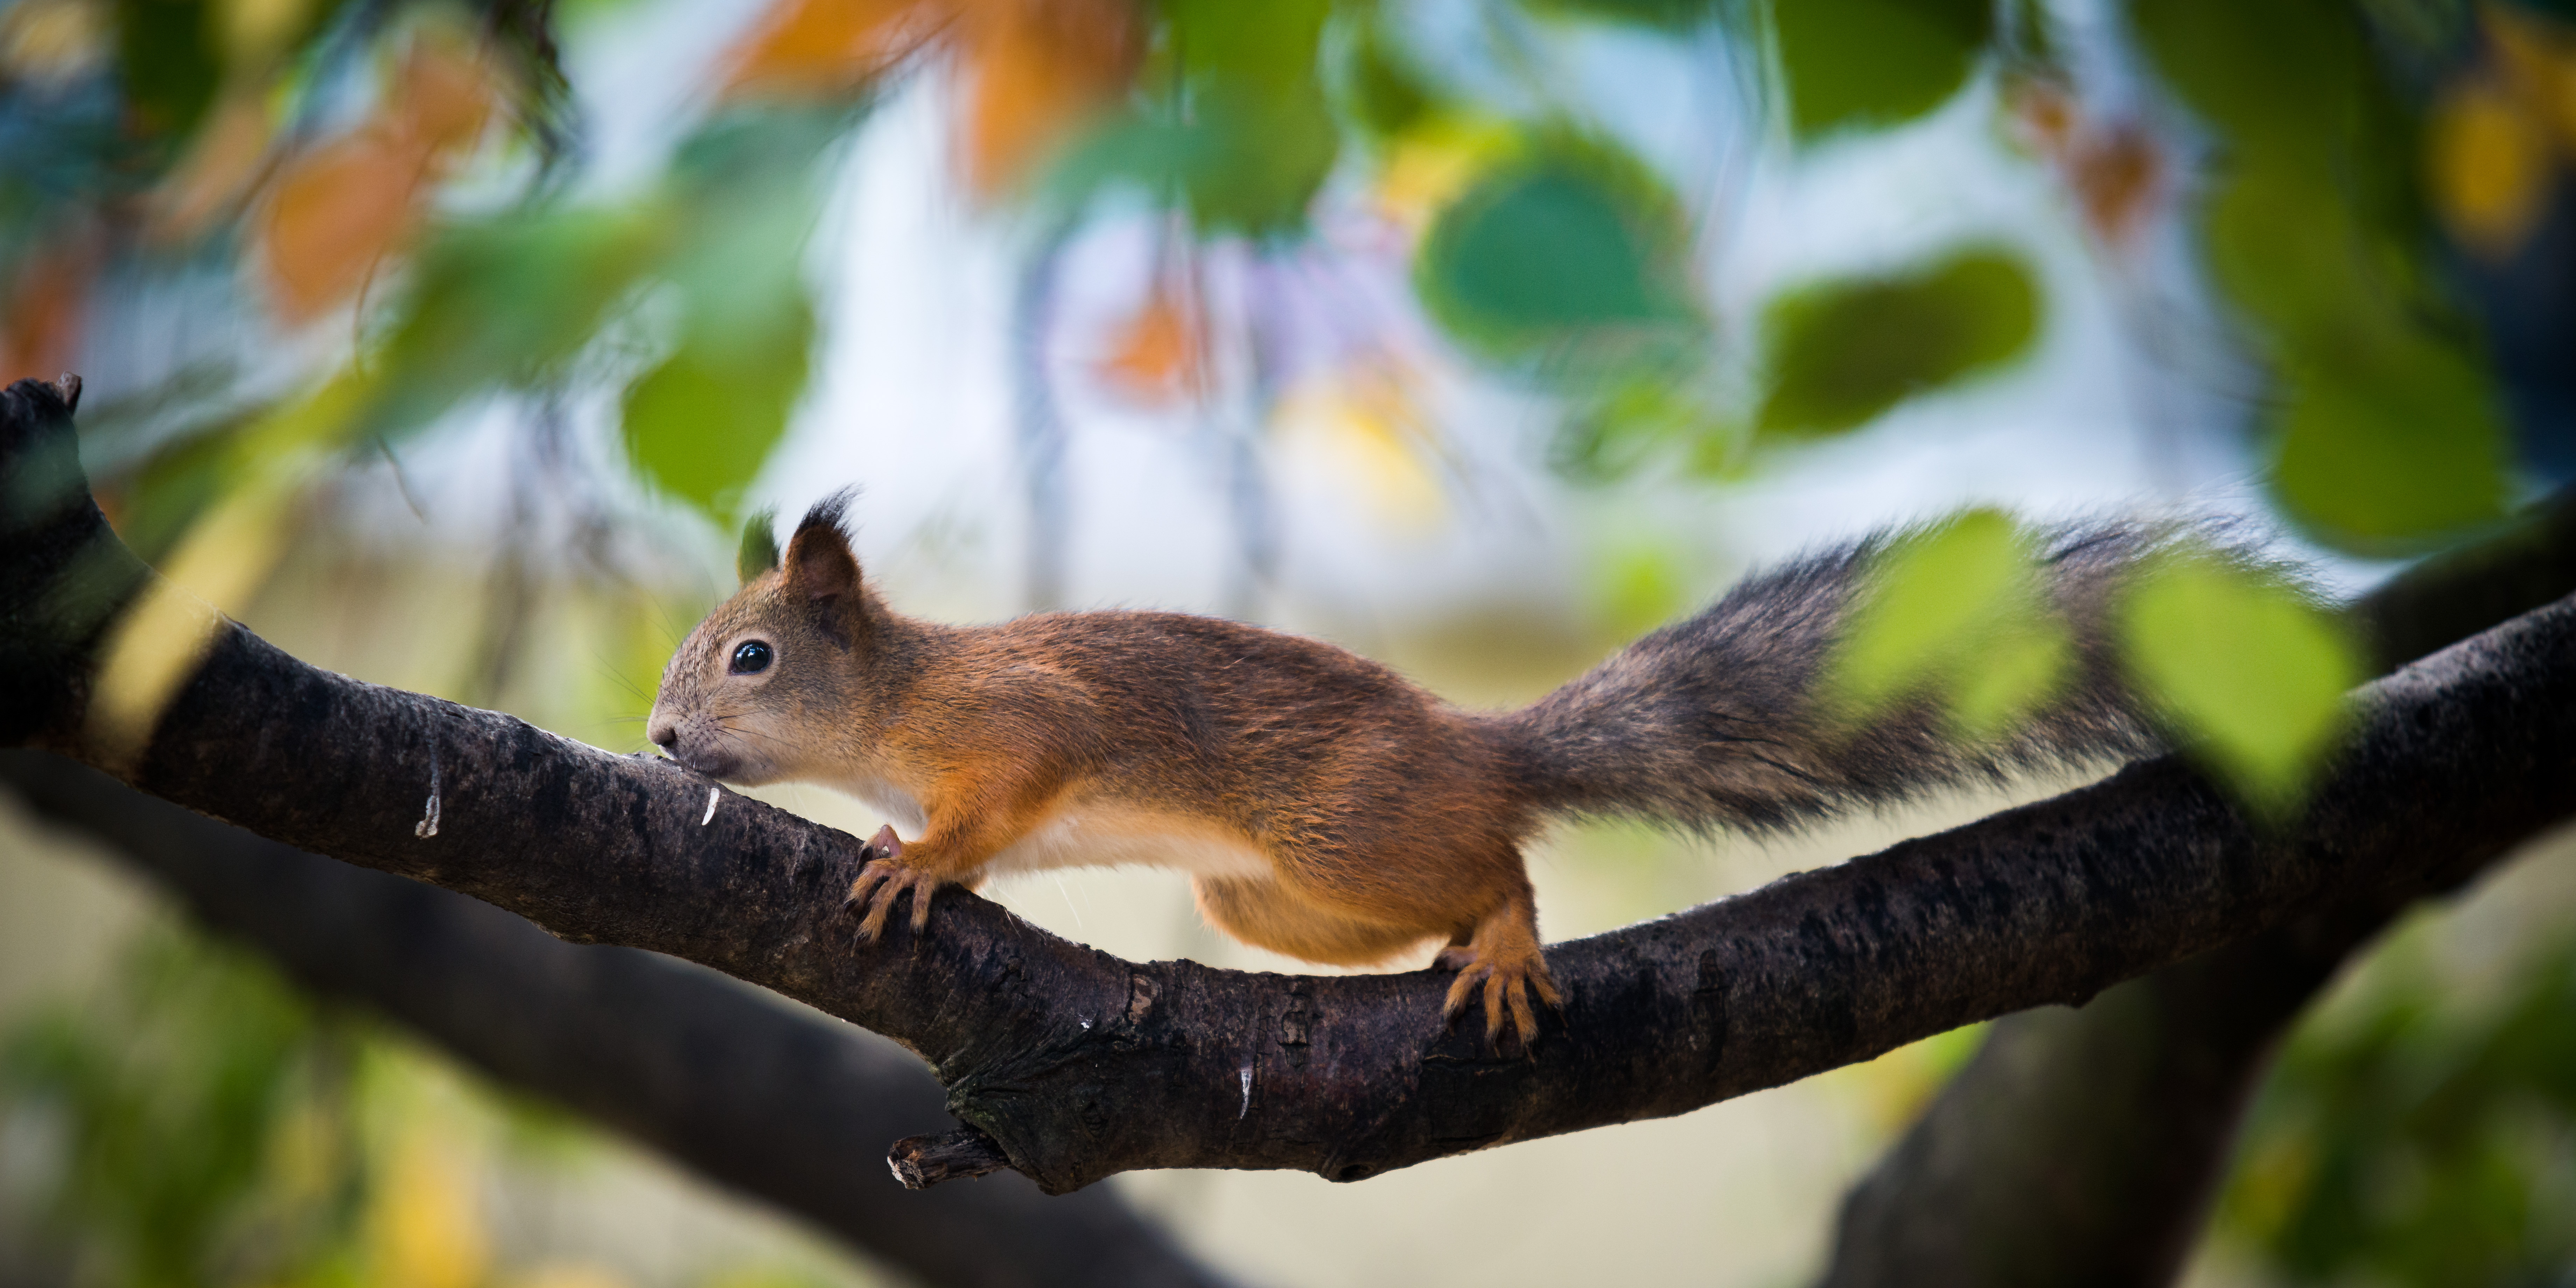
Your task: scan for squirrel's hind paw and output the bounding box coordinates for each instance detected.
[1438,944,1562,1048]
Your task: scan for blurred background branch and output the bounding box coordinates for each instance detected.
[0,750,1228,1288]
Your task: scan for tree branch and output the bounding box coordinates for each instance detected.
[0,751,1227,1288]
[7,375,2576,1193]
[1818,489,2576,1287]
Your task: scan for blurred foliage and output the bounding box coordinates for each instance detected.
[1,932,359,1287]
[2133,0,2514,554]
[1756,248,2039,439]
[1416,132,1701,365]
[2116,544,2361,817]
[0,927,857,1287]
[0,0,2549,925]
[0,0,2550,547]
[1774,0,1989,139]
[2,0,2572,1275]
[2216,934,2576,1286]
[1826,510,2071,743]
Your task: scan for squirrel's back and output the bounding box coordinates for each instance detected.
[1503,519,2176,832]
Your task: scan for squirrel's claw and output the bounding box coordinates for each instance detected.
[1438,945,1559,1050]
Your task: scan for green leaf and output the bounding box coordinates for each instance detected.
[2118,549,2361,816]
[1342,18,1439,139]
[1775,0,1990,140]
[1756,247,2039,438]
[114,0,221,142]
[365,206,673,439]
[1595,541,1693,641]
[1524,0,1726,33]
[622,292,815,518]
[1168,0,1330,90]
[1416,140,1698,360]
[2128,0,2366,151]
[1550,372,1735,481]
[736,508,782,583]
[2272,337,2511,552]
[2132,0,2511,555]
[1040,0,1341,234]
[1827,509,2072,740]
[363,108,837,448]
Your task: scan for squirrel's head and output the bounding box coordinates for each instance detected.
[647,491,885,784]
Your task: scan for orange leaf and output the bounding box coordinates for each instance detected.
[252,33,502,322]
[721,0,943,101]
[258,129,434,321]
[0,234,96,384]
[147,89,279,242]
[396,34,497,154]
[2070,124,2163,248]
[957,0,1137,195]
[1098,282,1204,405]
[2003,78,2077,162]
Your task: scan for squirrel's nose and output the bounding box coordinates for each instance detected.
[646,714,678,750]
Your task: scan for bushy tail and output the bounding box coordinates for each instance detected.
[1504,519,2186,833]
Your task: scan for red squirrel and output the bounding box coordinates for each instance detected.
[648,494,2165,1041]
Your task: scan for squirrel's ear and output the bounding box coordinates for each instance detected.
[782,490,862,622]
[782,522,859,603]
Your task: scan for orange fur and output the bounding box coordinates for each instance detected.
[652,503,2184,1046]
[649,505,1558,1041]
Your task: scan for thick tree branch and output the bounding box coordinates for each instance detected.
[7,376,2576,1193]
[0,752,1226,1288]
[1819,489,2576,1287]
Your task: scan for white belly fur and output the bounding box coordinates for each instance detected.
[837,773,930,835]
[831,775,1268,881]
[986,802,1271,880]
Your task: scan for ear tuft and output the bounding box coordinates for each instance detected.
[782,489,863,620]
[795,487,858,541]
[736,508,781,585]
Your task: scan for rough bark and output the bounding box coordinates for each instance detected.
[1819,490,2576,1288]
[7,375,2576,1194]
[0,751,1227,1288]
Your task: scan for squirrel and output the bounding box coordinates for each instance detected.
[648,493,2169,1042]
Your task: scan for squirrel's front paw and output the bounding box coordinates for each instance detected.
[844,825,940,941]
[1436,941,1563,1048]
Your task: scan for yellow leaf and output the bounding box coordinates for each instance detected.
[371,1128,491,1288]
[1275,361,1445,531]
[2485,2,2576,155]
[85,469,303,770]
[216,0,312,65]
[507,1265,631,1288]
[2426,75,2550,259]
[1374,119,1514,234]
[83,371,364,768]
[0,0,107,88]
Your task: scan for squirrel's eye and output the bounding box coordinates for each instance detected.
[729,640,773,674]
